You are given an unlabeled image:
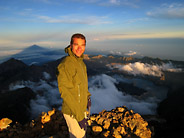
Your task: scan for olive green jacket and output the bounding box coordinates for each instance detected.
[57,46,91,122]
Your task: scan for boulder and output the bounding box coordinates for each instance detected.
[0,87,36,124]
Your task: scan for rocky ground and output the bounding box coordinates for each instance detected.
[0,106,152,138]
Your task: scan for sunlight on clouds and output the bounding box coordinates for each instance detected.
[0,33,68,48]
[125,51,137,56]
[109,62,182,77]
[90,31,184,41]
[0,39,19,47]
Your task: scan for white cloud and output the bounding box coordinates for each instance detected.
[109,0,120,5]
[109,50,123,55]
[43,72,51,80]
[9,80,62,119]
[109,62,182,77]
[89,74,160,115]
[125,51,137,56]
[9,72,169,118]
[147,3,184,19]
[72,0,139,8]
[37,15,111,25]
[34,0,61,5]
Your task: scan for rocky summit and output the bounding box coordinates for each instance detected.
[87,106,151,138]
[0,106,151,138]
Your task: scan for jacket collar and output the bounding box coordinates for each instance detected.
[65,45,84,60]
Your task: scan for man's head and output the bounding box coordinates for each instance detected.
[70,33,86,57]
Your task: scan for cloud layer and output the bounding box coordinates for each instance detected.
[109,62,182,77]
[9,72,169,119]
[88,74,160,115]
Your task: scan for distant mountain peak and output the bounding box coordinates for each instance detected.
[24,45,47,51]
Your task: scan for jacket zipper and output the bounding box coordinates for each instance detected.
[79,62,86,81]
[78,62,86,104]
[78,84,80,103]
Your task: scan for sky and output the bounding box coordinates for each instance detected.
[0,0,184,60]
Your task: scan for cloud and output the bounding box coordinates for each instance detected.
[87,32,182,41]
[126,18,149,24]
[0,49,22,57]
[99,0,139,8]
[109,50,123,55]
[71,0,139,8]
[88,74,164,115]
[124,51,137,56]
[9,79,62,119]
[18,8,34,16]
[33,0,61,5]
[147,3,184,19]
[43,72,51,80]
[37,15,111,25]
[109,0,120,5]
[109,62,182,77]
[9,72,169,118]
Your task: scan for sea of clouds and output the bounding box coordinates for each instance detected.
[9,71,169,120]
[108,62,182,77]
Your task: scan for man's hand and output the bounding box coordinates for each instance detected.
[78,118,87,130]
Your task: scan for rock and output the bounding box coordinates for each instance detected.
[113,127,122,138]
[123,56,133,61]
[97,117,105,125]
[92,55,103,59]
[88,106,152,138]
[0,87,36,124]
[102,130,110,137]
[41,109,55,124]
[0,132,7,137]
[103,119,111,129]
[0,118,12,131]
[84,54,90,60]
[92,126,103,133]
[0,106,152,138]
[117,107,126,113]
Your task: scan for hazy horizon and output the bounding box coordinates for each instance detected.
[1,37,184,62]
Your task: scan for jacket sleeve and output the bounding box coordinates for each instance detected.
[57,62,84,122]
[83,62,91,99]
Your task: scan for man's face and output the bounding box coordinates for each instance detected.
[70,38,86,57]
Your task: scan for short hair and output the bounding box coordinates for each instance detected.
[70,33,86,45]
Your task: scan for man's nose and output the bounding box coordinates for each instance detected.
[78,46,82,50]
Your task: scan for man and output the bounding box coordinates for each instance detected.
[57,33,91,138]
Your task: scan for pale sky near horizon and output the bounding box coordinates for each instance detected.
[0,0,184,60]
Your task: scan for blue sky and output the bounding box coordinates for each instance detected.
[0,0,184,60]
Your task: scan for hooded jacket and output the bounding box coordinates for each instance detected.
[57,46,91,122]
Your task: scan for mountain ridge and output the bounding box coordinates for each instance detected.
[0,53,184,138]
